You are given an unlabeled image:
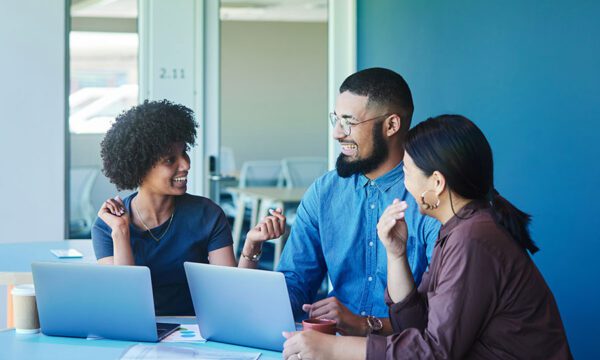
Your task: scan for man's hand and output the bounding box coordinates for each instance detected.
[302,297,367,336]
[283,330,336,360]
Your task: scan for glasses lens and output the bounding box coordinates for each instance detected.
[343,121,351,135]
[329,113,338,127]
[329,113,352,135]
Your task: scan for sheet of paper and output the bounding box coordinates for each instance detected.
[161,324,206,343]
[120,344,261,360]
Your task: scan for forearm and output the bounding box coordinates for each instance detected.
[111,228,134,265]
[387,254,415,303]
[378,318,394,336]
[330,336,368,360]
[237,240,262,269]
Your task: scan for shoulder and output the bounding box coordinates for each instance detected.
[446,210,513,258]
[91,216,111,243]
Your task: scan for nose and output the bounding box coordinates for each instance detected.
[332,120,346,140]
[179,153,191,171]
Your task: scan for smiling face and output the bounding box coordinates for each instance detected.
[140,142,190,195]
[333,91,390,178]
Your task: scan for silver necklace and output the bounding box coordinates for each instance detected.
[133,200,175,242]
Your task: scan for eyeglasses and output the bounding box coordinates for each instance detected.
[328,112,392,136]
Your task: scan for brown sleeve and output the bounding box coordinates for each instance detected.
[385,286,429,332]
[375,233,500,359]
[366,334,388,360]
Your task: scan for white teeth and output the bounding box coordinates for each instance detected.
[174,177,187,182]
[341,144,357,150]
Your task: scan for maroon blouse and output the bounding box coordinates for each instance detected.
[366,201,572,359]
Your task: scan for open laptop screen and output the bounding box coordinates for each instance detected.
[32,262,178,342]
[184,262,295,351]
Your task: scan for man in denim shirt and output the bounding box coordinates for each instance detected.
[277,68,440,336]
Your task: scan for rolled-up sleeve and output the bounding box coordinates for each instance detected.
[366,334,387,360]
[386,286,429,333]
[276,182,327,317]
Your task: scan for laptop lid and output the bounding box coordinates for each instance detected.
[31,262,176,342]
[184,262,296,352]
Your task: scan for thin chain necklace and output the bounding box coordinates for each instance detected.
[133,199,175,242]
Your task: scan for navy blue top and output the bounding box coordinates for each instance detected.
[92,193,233,316]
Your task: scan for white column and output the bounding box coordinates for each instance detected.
[328,0,357,170]
[0,0,67,242]
[139,0,211,196]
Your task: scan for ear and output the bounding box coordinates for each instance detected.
[432,170,447,196]
[385,114,402,137]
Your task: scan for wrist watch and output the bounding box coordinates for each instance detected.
[366,315,383,334]
[241,250,262,262]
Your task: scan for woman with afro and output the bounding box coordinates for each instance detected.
[92,99,285,316]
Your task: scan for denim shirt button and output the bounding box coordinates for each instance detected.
[370,204,375,209]
[361,311,366,316]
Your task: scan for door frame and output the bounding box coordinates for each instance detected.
[141,0,357,198]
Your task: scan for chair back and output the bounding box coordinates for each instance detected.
[69,167,97,238]
[239,160,283,188]
[281,157,328,188]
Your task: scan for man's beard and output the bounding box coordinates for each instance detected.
[335,122,389,178]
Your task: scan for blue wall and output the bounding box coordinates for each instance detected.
[357,0,599,357]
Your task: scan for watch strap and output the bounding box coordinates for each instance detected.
[241,250,262,262]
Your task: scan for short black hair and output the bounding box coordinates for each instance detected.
[339,67,414,134]
[100,99,197,190]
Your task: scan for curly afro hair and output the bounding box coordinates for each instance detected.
[100,99,198,190]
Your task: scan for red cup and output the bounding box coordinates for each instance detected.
[302,318,337,335]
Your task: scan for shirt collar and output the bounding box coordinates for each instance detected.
[438,199,489,242]
[355,161,405,192]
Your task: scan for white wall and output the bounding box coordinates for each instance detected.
[220,21,328,168]
[0,1,66,243]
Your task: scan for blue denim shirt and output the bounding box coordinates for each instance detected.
[277,162,440,318]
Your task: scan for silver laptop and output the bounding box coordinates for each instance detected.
[184,262,296,351]
[31,262,179,342]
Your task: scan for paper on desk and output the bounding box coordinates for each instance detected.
[120,344,260,360]
[161,324,206,343]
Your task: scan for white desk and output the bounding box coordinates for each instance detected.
[0,240,95,285]
[0,317,282,360]
[0,240,95,329]
[0,243,283,359]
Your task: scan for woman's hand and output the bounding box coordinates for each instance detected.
[245,208,286,244]
[98,195,130,232]
[377,199,409,259]
[283,331,336,360]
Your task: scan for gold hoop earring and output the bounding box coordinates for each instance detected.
[420,190,440,210]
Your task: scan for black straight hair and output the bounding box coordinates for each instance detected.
[405,114,539,254]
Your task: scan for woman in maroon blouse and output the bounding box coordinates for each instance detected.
[283,115,572,359]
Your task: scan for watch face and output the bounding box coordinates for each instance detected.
[368,316,383,331]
